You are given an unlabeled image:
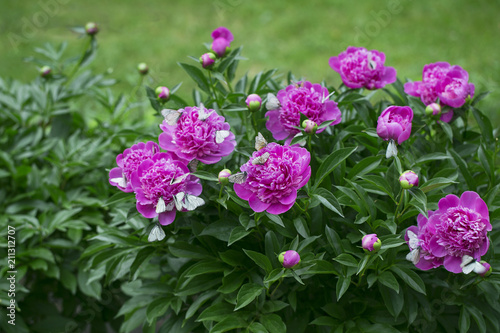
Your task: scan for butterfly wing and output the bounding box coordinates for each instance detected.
[187,159,199,173]
[183,194,205,211]
[266,93,280,110]
[228,172,247,184]
[252,152,270,165]
[406,248,420,265]
[215,130,231,144]
[461,255,475,274]
[161,109,183,126]
[174,192,185,211]
[110,177,127,188]
[148,223,166,242]
[171,172,189,185]
[155,197,166,214]
[255,132,268,151]
[407,230,419,249]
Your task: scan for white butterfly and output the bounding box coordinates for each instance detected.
[386,139,398,159]
[266,93,281,110]
[405,230,421,265]
[255,132,268,151]
[173,192,205,211]
[110,175,127,188]
[187,159,199,173]
[148,223,166,242]
[460,255,488,275]
[161,108,183,126]
[252,152,270,165]
[170,172,189,185]
[228,172,247,184]
[198,104,213,121]
[215,130,231,144]
[156,197,167,214]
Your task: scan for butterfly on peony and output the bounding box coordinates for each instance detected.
[266,93,281,111]
[255,132,268,151]
[228,172,247,184]
[215,130,231,144]
[173,192,205,211]
[252,152,270,165]
[405,230,421,265]
[148,222,166,242]
[161,108,183,126]
[460,255,488,275]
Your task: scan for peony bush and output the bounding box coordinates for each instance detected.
[1,24,499,333]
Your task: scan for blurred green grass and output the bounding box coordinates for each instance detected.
[1,0,499,124]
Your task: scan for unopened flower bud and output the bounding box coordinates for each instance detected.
[211,37,230,57]
[425,103,441,116]
[199,52,216,69]
[137,63,149,75]
[302,119,318,134]
[85,22,99,35]
[479,261,492,277]
[218,169,231,185]
[399,170,419,189]
[155,86,170,102]
[362,234,381,252]
[245,94,262,112]
[39,66,51,77]
[278,250,301,268]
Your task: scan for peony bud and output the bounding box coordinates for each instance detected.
[137,63,149,75]
[199,52,216,69]
[218,169,231,185]
[155,86,170,102]
[85,22,99,35]
[425,103,441,116]
[399,170,419,189]
[479,261,492,277]
[279,250,301,268]
[362,234,381,252]
[39,66,51,77]
[211,37,230,58]
[302,119,318,134]
[245,94,262,112]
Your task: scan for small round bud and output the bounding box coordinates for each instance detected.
[479,261,492,277]
[218,169,232,185]
[39,66,51,77]
[362,234,381,252]
[199,52,216,69]
[278,250,301,269]
[155,86,170,102]
[425,103,441,116]
[137,63,149,75]
[245,94,262,112]
[302,119,318,134]
[399,170,419,189]
[85,22,99,35]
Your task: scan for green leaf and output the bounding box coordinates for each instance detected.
[468,306,487,333]
[185,290,217,319]
[449,148,476,191]
[347,155,382,179]
[325,226,343,256]
[407,187,428,218]
[235,283,265,310]
[265,212,285,228]
[390,266,426,294]
[197,302,233,322]
[414,152,451,165]
[472,107,494,143]
[228,226,252,246]
[184,260,227,277]
[192,170,218,182]
[248,322,269,333]
[439,121,453,142]
[178,62,210,93]
[378,284,403,318]
[260,314,287,333]
[336,275,350,301]
[77,269,101,299]
[333,253,358,267]
[211,316,248,333]
[309,316,339,326]
[199,220,238,242]
[314,146,357,190]
[419,177,457,193]
[244,249,273,273]
[146,297,171,324]
[60,268,77,294]
[313,188,344,217]
[357,175,395,200]
[262,300,289,314]
[459,306,471,333]
[218,270,246,294]
[378,271,400,293]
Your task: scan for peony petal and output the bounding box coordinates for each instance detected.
[428,236,447,257]
[278,191,297,205]
[186,182,203,196]
[248,194,270,213]
[443,255,463,274]
[137,202,157,219]
[474,195,490,222]
[438,194,460,212]
[233,183,253,200]
[158,132,177,151]
[459,191,481,210]
[439,110,454,123]
[159,210,176,225]
[267,201,294,215]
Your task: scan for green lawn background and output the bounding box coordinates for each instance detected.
[1,0,499,123]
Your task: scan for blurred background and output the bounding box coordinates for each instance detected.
[1,0,499,123]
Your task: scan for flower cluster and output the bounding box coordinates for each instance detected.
[265,81,341,143]
[159,105,236,164]
[329,46,396,90]
[234,142,311,215]
[404,62,475,122]
[406,191,491,274]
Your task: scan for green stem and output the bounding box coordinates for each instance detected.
[394,189,405,223]
[269,277,283,298]
[65,37,92,85]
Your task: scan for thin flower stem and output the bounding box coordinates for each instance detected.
[65,37,92,85]
[269,277,283,298]
[395,189,405,223]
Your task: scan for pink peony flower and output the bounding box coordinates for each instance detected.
[265,81,341,143]
[328,46,397,90]
[211,27,234,43]
[233,142,311,215]
[159,106,236,164]
[109,141,160,193]
[405,214,445,271]
[131,152,202,225]
[376,106,413,144]
[362,234,381,252]
[279,250,301,268]
[211,27,233,58]
[200,52,216,69]
[404,62,474,112]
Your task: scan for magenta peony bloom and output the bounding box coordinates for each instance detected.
[210,27,233,58]
[377,106,413,144]
[109,141,160,193]
[362,234,381,252]
[159,106,236,164]
[427,191,491,273]
[328,47,397,90]
[404,62,474,110]
[405,214,445,271]
[131,152,202,225]
[265,81,341,143]
[245,94,262,112]
[233,142,311,215]
[200,52,216,69]
[399,170,419,189]
[211,27,234,43]
[279,250,301,268]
